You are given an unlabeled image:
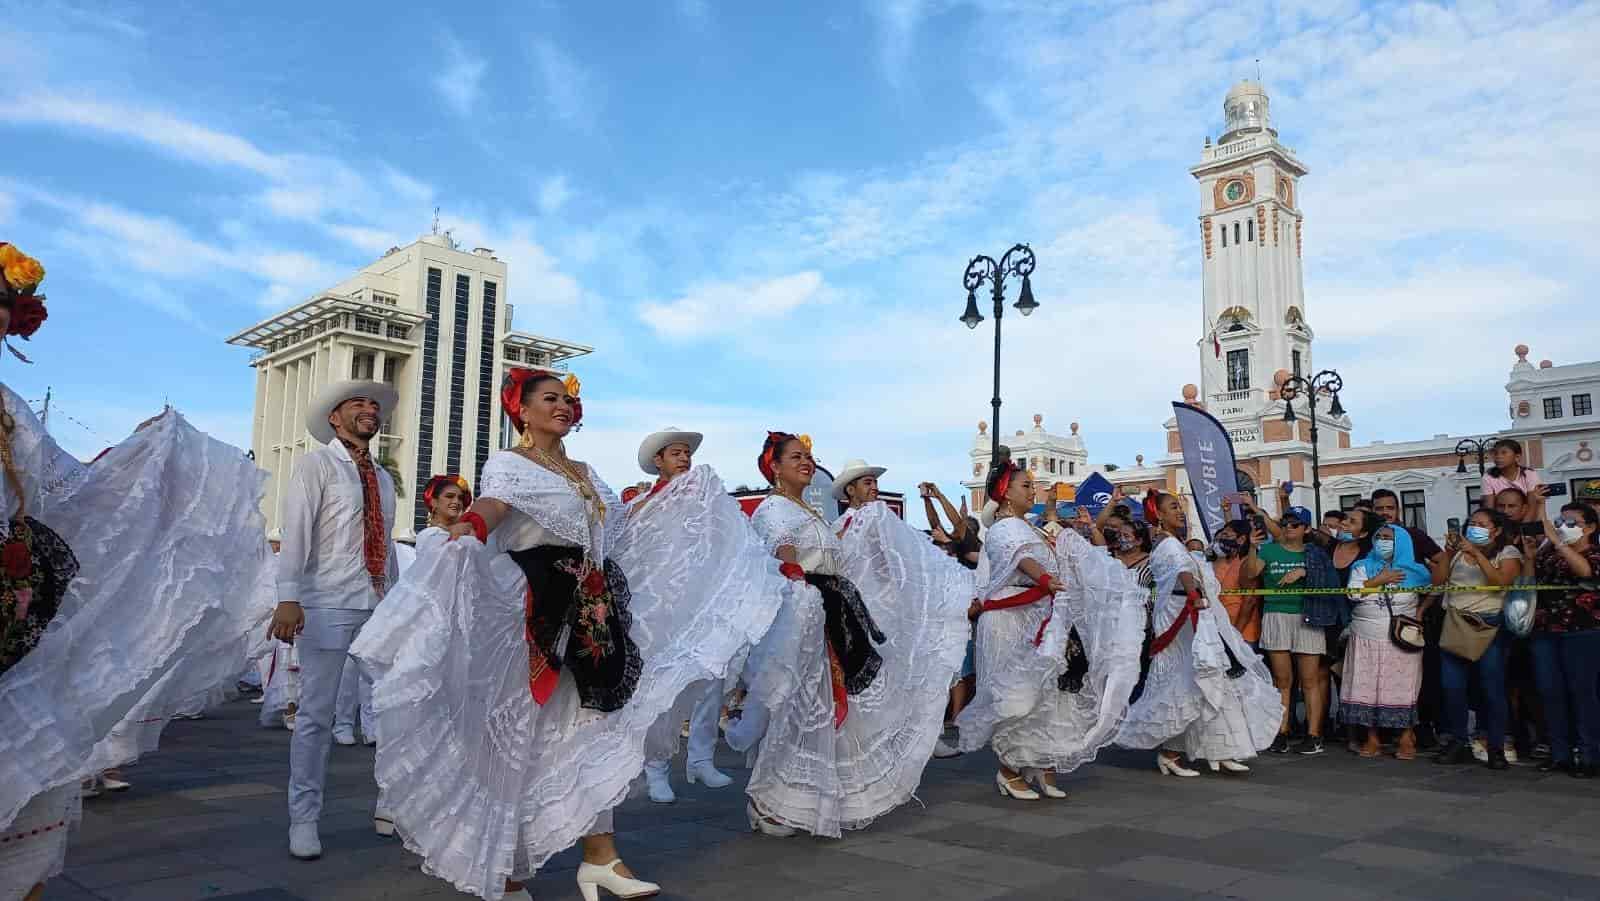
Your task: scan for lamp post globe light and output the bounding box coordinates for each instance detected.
[1278,368,1346,520]
[960,243,1038,472]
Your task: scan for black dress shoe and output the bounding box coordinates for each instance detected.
[1538,759,1572,774]
[1486,750,1510,771]
[1434,740,1473,765]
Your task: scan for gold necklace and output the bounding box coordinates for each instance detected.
[773,485,828,527]
[526,445,606,525]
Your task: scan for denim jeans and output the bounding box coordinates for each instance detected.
[1439,621,1509,750]
[1530,629,1600,764]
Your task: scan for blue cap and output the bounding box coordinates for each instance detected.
[1284,506,1314,526]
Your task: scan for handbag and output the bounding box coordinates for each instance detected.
[1504,577,1537,638]
[1439,606,1499,662]
[1383,594,1425,653]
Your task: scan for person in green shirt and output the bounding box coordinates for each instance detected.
[1242,510,1329,755]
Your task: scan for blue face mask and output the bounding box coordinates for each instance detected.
[1335,530,1354,542]
[1374,538,1395,561]
[1465,525,1492,546]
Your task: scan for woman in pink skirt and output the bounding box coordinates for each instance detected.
[1339,512,1432,760]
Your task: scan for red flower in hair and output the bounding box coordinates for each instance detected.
[8,294,46,339]
[502,368,583,432]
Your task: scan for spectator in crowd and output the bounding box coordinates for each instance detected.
[1246,507,1331,755]
[1434,509,1523,769]
[1342,519,1431,760]
[1495,486,1532,523]
[1372,488,1446,748]
[1527,500,1600,778]
[1320,510,1347,545]
[1211,520,1261,649]
[1481,439,1541,508]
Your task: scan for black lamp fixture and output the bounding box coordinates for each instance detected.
[1276,368,1346,520]
[959,243,1039,468]
[960,289,984,329]
[1455,437,1490,475]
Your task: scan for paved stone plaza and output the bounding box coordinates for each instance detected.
[44,700,1599,901]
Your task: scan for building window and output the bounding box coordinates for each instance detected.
[1339,494,1362,512]
[1069,461,1075,476]
[1047,459,1056,474]
[1401,490,1427,532]
[350,352,375,381]
[353,315,381,335]
[1573,394,1593,417]
[1466,485,1483,514]
[1544,397,1564,419]
[385,323,410,340]
[1246,218,1254,243]
[1292,349,1302,378]
[1226,348,1250,392]
[1220,224,1228,248]
[1233,222,1241,245]
[413,268,442,532]
[382,357,397,385]
[446,274,471,475]
[475,281,499,478]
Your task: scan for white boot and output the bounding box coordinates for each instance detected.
[643,760,675,804]
[686,761,732,788]
[332,724,357,747]
[289,823,322,860]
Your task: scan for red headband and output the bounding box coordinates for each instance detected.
[0,242,49,339]
[988,462,1021,504]
[423,474,471,510]
[502,368,583,432]
[1143,489,1164,523]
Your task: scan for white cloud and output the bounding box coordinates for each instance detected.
[638,272,827,340]
[872,0,926,91]
[537,175,573,214]
[433,33,488,116]
[532,38,598,130]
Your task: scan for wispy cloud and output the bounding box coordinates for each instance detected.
[538,175,573,214]
[872,0,926,91]
[532,38,598,130]
[433,32,488,116]
[639,272,827,340]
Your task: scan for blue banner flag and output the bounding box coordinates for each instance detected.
[1074,472,1117,517]
[1171,402,1240,542]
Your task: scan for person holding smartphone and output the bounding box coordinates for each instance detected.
[1527,502,1600,778]
[1435,509,1523,769]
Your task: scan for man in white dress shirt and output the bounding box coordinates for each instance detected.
[268,380,399,860]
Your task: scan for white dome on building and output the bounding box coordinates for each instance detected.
[1221,79,1273,142]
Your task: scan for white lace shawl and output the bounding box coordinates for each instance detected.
[979,516,1058,600]
[0,383,88,525]
[751,494,840,575]
[478,451,622,563]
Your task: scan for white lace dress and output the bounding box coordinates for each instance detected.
[351,452,767,900]
[833,502,971,804]
[1116,537,1281,760]
[621,466,789,764]
[0,387,268,899]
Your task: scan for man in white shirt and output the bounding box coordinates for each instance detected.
[268,380,399,861]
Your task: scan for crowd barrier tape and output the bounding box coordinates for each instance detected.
[1217,584,1571,597]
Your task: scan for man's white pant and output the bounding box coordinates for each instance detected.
[648,680,724,771]
[289,609,370,826]
[334,657,374,740]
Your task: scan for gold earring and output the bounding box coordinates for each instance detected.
[518,426,534,448]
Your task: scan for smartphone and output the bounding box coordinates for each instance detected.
[1544,483,1569,497]
[1522,521,1545,537]
[1446,517,1461,538]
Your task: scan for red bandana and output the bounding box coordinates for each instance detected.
[342,440,388,596]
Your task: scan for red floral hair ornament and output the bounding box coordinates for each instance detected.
[501,368,583,433]
[0,242,49,361]
[422,474,472,511]
[1142,489,1165,524]
[987,461,1022,504]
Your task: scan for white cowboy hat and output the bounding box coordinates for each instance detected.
[306,380,398,445]
[637,427,703,475]
[266,528,282,543]
[830,458,887,501]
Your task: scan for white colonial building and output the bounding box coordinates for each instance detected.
[964,80,1600,537]
[228,233,592,538]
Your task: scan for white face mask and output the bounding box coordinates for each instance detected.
[1556,524,1585,545]
[1373,538,1396,561]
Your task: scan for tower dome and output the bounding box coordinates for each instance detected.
[1220,79,1273,143]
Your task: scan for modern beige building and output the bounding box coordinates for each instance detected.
[227,233,592,538]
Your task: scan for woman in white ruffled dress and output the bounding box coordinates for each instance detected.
[728,432,949,838]
[829,459,971,799]
[1115,492,1281,777]
[955,462,1146,801]
[0,243,270,901]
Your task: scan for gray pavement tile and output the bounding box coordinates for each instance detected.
[1199,871,1389,901]
[843,868,1010,901]
[1437,859,1600,899]
[93,868,272,901]
[1253,853,1435,893]
[1100,855,1254,892]
[910,822,1066,856]
[67,850,220,890]
[971,809,1104,839]
[918,800,1012,822]
[1365,825,1509,858]
[1496,843,1600,879]
[1212,791,1322,815]
[1126,803,1273,839]
[923,850,1082,890]
[835,834,984,866]
[1395,873,1574,901]
[174,783,280,802]
[210,892,308,901]
[1013,870,1206,901]
[40,879,102,901]
[1320,841,1468,875]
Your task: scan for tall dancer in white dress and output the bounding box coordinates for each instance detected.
[267,379,400,859]
[1116,492,1281,776]
[0,242,270,901]
[829,459,971,779]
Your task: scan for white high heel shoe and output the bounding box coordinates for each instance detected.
[576,859,659,901]
[1156,754,1199,778]
[373,805,396,837]
[1208,759,1250,775]
[995,770,1040,801]
[1029,770,1068,799]
[686,761,732,788]
[746,801,796,837]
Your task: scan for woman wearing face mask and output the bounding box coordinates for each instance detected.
[1527,502,1600,778]
[1340,523,1431,760]
[1117,493,1281,777]
[1211,520,1261,649]
[1433,509,1522,769]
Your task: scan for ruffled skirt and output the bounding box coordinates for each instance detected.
[0,784,77,901]
[1170,605,1281,761]
[0,413,268,830]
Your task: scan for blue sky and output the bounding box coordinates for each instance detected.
[3,0,1598,516]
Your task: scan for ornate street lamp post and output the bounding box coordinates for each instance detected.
[960,244,1038,473]
[1279,368,1346,520]
[1455,437,1491,475]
